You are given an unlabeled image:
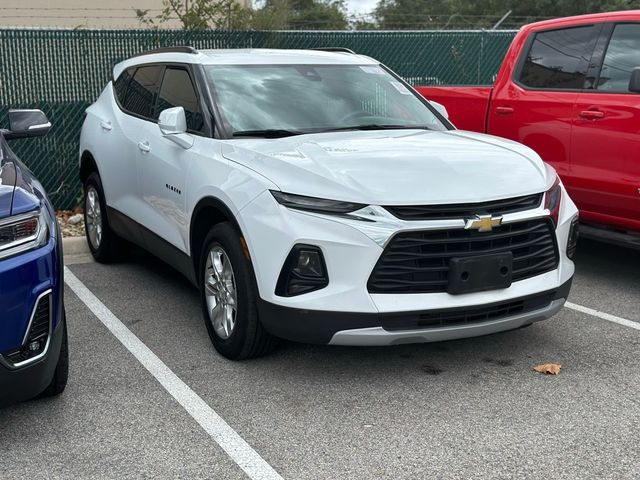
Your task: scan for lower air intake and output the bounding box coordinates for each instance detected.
[3,292,52,366]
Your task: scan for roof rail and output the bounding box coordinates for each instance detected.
[131,46,198,58]
[310,47,355,54]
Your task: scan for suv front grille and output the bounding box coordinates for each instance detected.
[384,193,543,221]
[381,291,555,331]
[368,219,558,294]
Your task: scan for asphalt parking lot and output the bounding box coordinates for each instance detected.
[1,238,639,479]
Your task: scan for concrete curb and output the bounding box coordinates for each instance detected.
[63,236,90,255]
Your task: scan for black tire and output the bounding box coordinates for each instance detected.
[37,311,69,399]
[199,222,278,360]
[83,172,123,263]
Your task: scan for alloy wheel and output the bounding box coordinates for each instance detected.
[204,245,238,339]
[85,186,103,250]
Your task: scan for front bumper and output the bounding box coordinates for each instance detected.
[0,209,63,405]
[0,234,62,353]
[258,278,571,345]
[0,315,64,407]
[239,189,578,346]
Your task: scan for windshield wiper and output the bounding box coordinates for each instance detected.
[232,125,432,138]
[232,129,304,138]
[316,124,432,133]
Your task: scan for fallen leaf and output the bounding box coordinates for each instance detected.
[533,363,561,375]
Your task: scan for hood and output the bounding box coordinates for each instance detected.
[0,142,16,219]
[222,129,549,205]
[0,137,41,220]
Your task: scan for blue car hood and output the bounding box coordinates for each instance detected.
[0,136,41,220]
[0,153,16,219]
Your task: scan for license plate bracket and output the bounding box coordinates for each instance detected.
[447,252,513,295]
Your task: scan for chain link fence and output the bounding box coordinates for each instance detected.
[0,29,516,209]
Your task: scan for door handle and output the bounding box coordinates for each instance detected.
[579,110,604,120]
[495,106,514,115]
[100,120,112,131]
[138,141,151,153]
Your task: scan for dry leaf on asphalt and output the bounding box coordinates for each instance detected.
[532,363,561,375]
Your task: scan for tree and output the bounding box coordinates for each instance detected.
[254,0,348,29]
[372,0,452,29]
[136,0,253,30]
[251,0,292,29]
[369,0,640,30]
[137,0,347,30]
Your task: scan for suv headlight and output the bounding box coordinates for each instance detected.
[0,208,50,260]
[271,190,365,214]
[544,177,562,228]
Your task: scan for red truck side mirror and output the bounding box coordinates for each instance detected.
[629,67,640,93]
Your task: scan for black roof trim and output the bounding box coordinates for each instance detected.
[310,47,356,54]
[131,46,198,58]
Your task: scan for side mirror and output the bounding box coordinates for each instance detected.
[430,101,449,120]
[4,109,51,140]
[158,107,193,149]
[629,67,640,93]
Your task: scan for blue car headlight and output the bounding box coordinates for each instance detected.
[0,208,50,260]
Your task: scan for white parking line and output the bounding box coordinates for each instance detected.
[64,267,284,480]
[565,302,640,331]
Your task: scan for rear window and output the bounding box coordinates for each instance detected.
[519,25,600,90]
[123,65,163,120]
[597,23,640,92]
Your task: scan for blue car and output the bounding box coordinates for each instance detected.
[0,109,67,406]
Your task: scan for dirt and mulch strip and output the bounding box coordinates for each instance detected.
[56,209,85,238]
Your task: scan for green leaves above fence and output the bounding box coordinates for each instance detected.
[0,29,515,209]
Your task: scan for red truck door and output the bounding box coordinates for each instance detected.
[571,22,640,231]
[488,24,602,182]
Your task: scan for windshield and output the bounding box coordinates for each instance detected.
[204,64,448,136]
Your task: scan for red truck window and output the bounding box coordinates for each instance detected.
[597,23,640,92]
[518,25,600,90]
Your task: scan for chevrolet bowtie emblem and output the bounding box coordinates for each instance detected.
[465,214,503,232]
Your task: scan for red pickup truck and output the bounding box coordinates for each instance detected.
[417,11,640,247]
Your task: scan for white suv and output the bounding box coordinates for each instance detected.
[80,47,578,359]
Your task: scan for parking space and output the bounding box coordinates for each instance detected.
[1,239,639,479]
[0,285,246,479]
[568,240,640,322]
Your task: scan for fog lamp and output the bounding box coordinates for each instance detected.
[276,245,329,296]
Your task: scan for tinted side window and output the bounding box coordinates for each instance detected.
[157,68,204,132]
[113,68,133,105]
[123,65,163,119]
[519,25,600,90]
[597,24,640,92]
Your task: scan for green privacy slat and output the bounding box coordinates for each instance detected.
[0,29,515,209]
